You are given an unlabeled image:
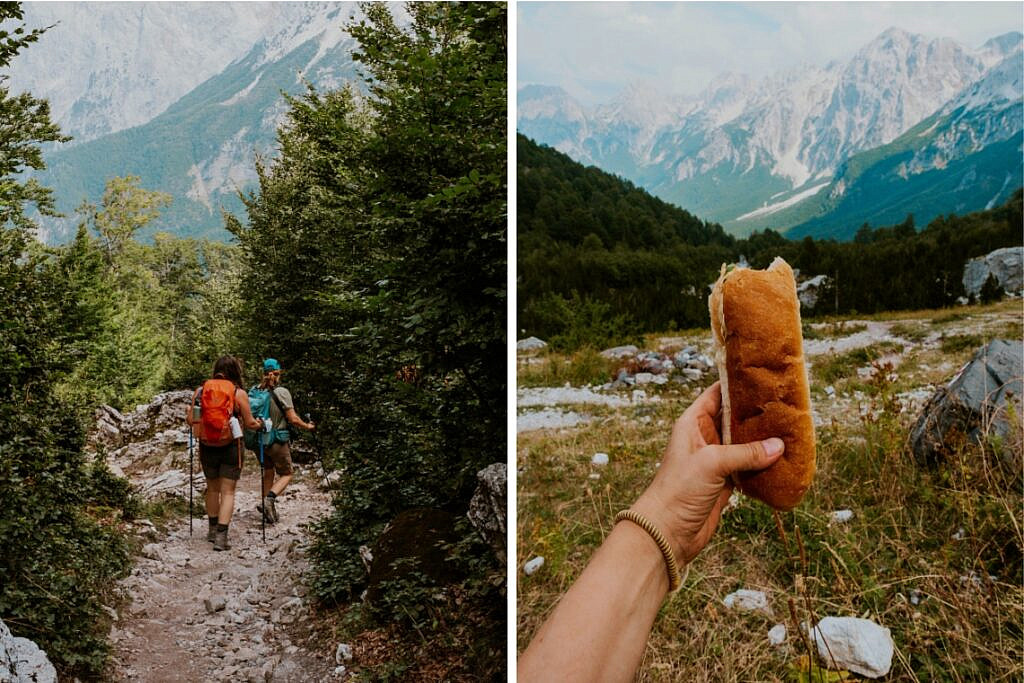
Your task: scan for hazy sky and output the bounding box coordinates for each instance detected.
[518,2,1024,106]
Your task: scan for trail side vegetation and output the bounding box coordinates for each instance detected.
[2,2,505,680]
[518,134,1024,351]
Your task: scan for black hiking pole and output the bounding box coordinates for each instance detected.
[258,432,266,544]
[306,413,332,491]
[188,426,193,537]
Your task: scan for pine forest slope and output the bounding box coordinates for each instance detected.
[518,133,1023,344]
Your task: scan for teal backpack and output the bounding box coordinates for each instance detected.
[244,386,290,450]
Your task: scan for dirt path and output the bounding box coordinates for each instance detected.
[109,467,344,682]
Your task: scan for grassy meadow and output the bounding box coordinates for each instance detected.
[517,299,1023,681]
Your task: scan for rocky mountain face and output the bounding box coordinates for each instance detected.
[9,2,363,242]
[9,2,342,144]
[518,28,1023,237]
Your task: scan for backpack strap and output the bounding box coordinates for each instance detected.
[269,387,289,420]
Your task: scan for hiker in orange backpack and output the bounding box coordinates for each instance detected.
[186,355,263,551]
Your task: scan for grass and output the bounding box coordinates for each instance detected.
[811,341,905,386]
[518,300,1024,681]
[517,347,621,388]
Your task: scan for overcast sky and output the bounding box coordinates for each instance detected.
[518,2,1024,106]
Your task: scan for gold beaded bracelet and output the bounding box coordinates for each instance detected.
[614,509,685,593]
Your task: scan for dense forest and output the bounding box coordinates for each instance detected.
[1,3,505,679]
[518,134,1023,349]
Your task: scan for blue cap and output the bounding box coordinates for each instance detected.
[263,358,281,372]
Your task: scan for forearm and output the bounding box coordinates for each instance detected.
[518,522,669,682]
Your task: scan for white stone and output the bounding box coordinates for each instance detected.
[825,385,836,397]
[830,509,854,524]
[768,623,787,646]
[0,618,57,683]
[634,372,655,385]
[722,589,773,615]
[591,453,609,466]
[600,344,639,359]
[516,336,548,351]
[650,373,669,385]
[681,368,703,381]
[523,556,545,576]
[809,616,894,678]
[335,643,353,664]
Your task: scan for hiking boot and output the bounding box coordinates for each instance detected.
[212,528,230,551]
[259,496,279,523]
[207,526,217,543]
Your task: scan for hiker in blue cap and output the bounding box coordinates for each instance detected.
[254,358,315,524]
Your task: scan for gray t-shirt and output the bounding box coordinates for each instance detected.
[268,386,294,432]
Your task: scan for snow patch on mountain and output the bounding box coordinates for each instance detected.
[220,74,265,107]
[737,181,830,221]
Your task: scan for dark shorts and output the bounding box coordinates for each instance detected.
[199,441,242,481]
[262,441,294,476]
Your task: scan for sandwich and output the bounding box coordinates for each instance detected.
[708,257,816,511]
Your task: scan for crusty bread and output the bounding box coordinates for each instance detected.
[708,257,816,511]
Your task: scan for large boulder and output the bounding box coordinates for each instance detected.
[0,618,57,683]
[797,274,829,309]
[516,336,547,352]
[909,339,1023,465]
[963,247,1024,298]
[467,463,506,565]
[118,390,194,443]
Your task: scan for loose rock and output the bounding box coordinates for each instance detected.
[523,556,545,576]
[722,589,772,616]
[808,616,893,678]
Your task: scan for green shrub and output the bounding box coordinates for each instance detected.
[524,290,639,353]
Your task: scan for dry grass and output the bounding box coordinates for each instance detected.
[517,301,1024,681]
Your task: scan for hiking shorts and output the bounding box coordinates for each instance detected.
[199,442,242,481]
[262,441,294,476]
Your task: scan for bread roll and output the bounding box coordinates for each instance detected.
[708,257,815,511]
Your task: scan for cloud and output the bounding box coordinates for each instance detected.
[518,1,1023,105]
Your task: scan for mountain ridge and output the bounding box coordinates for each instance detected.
[518,27,1023,239]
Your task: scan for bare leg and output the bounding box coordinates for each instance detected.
[262,468,275,497]
[218,478,237,525]
[271,473,292,496]
[205,478,220,517]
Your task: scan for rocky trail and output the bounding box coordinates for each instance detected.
[89,392,350,682]
[110,473,341,682]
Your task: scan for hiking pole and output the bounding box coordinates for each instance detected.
[188,426,193,537]
[258,430,266,544]
[306,413,331,491]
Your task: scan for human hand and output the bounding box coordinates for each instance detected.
[630,381,783,565]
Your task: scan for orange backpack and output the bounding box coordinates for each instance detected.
[194,379,237,446]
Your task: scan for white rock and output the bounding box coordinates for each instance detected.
[830,509,854,524]
[634,372,655,385]
[141,543,164,561]
[825,385,836,397]
[516,336,547,351]
[523,556,545,576]
[204,596,227,613]
[722,589,773,615]
[600,344,638,359]
[591,452,609,466]
[651,373,669,385]
[335,643,353,664]
[681,368,703,381]
[952,527,966,540]
[768,623,787,645]
[588,473,600,480]
[809,616,893,678]
[1,618,57,683]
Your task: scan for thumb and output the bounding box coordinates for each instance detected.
[711,437,784,477]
